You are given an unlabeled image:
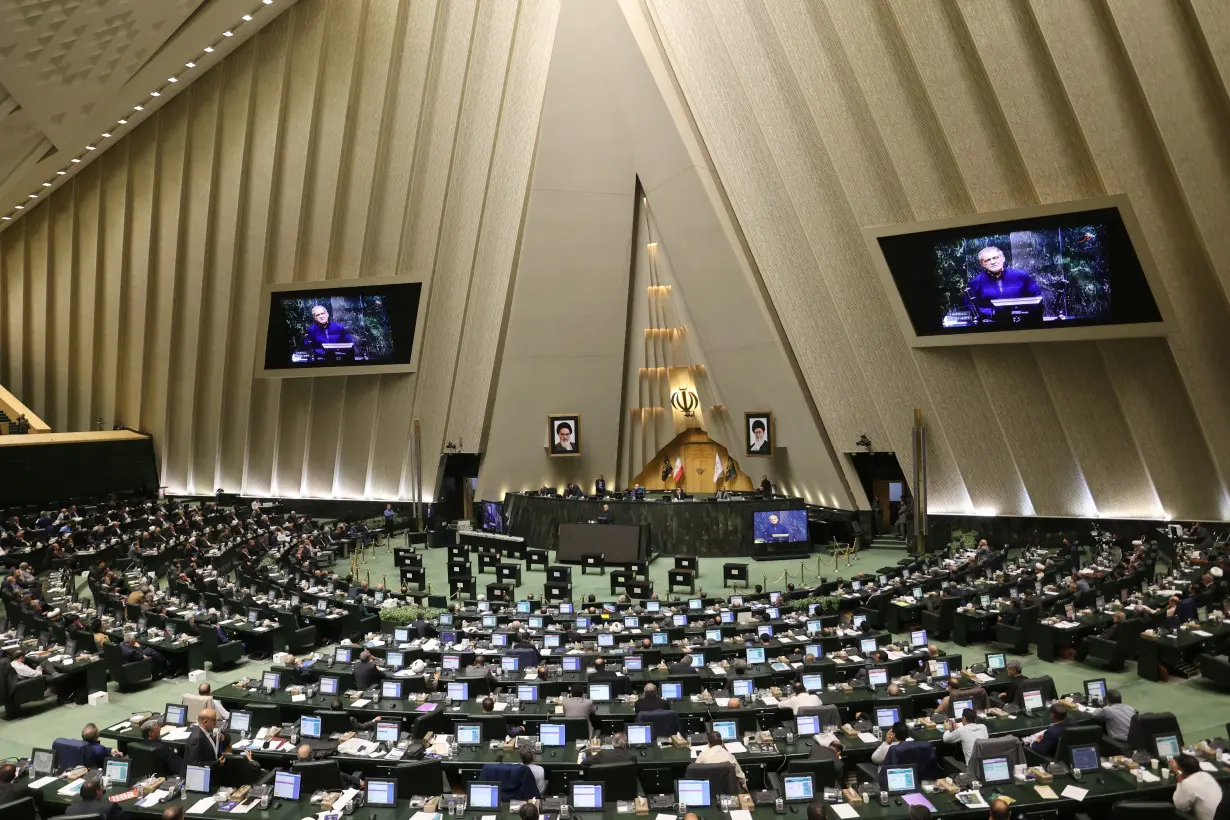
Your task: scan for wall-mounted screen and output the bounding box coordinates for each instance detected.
[752,509,809,544]
[480,501,504,534]
[866,196,1169,347]
[257,277,424,377]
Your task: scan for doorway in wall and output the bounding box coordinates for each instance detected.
[847,451,910,537]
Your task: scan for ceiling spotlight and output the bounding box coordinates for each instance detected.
[242,14,253,21]
[167,77,178,83]
[222,30,233,37]
[134,105,144,111]
[102,132,112,138]
[70,158,81,163]
[57,170,66,175]
[85,145,96,150]
[263,0,273,5]
[204,46,214,53]
[42,182,51,187]
[1,216,9,221]
[15,205,23,209]
[185,62,196,68]
[118,118,128,124]
[150,91,161,97]
[28,194,37,198]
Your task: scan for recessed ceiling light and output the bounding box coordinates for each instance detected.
[185,62,196,68]
[57,171,66,175]
[242,14,253,21]
[28,194,37,199]
[204,46,214,53]
[102,132,111,138]
[15,205,23,209]
[223,30,233,37]
[263,0,273,5]
[118,118,128,124]
[167,77,178,83]
[42,182,51,187]
[1,216,9,221]
[85,145,96,150]
[150,91,161,97]
[71,158,80,163]
[134,105,144,111]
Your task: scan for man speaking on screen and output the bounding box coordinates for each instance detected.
[967,246,1042,324]
[303,304,355,356]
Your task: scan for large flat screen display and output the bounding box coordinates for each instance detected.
[257,277,424,377]
[480,501,504,534]
[866,196,1169,347]
[752,509,809,544]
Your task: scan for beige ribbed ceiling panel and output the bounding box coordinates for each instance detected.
[648,0,1230,520]
[0,0,560,501]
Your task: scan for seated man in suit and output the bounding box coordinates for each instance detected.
[561,684,597,728]
[583,732,631,765]
[667,648,699,675]
[997,660,1026,704]
[876,722,938,782]
[73,777,128,820]
[290,744,362,788]
[590,658,618,682]
[0,762,44,815]
[635,682,670,716]
[1028,703,1070,757]
[353,650,384,689]
[80,723,123,768]
[119,633,171,679]
[139,719,186,776]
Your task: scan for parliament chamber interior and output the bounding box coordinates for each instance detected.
[0,2,1228,820]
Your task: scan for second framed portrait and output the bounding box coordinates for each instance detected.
[745,412,773,456]
[548,414,581,456]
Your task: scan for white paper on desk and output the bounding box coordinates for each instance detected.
[1193,630,1213,638]
[886,651,905,660]
[337,788,360,809]
[137,789,169,807]
[709,666,727,676]
[816,732,839,747]
[760,695,779,706]
[350,698,370,707]
[57,780,85,796]
[857,732,879,743]
[165,728,193,741]
[367,640,385,647]
[974,673,993,683]
[186,797,217,815]
[1201,761,1218,772]
[253,626,270,632]
[724,741,748,753]
[109,722,131,732]
[845,655,863,664]
[829,804,860,820]
[1060,785,1089,802]
[729,810,754,820]
[490,701,508,712]
[1139,770,1160,783]
[338,738,378,756]
[230,800,258,814]
[655,814,677,820]
[292,694,307,702]
[917,683,933,691]
[29,775,58,789]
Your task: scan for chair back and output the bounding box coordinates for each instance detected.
[585,761,639,800]
[684,762,741,796]
[291,760,344,792]
[560,716,592,741]
[126,741,177,779]
[478,762,539,800]
[181,693,211,723]
[796,704,841,728]
[52,738,88,768]
[945,687,989,715]
[1109,801,1180,820]
[313,710,352,736]
[1055,724,1107,761]
[0,796,36,820]
[1014,675,1057,704]
[639,709,681,738]
[967,735,1025,777]
[786,757,838,789]
[1127,712,1182,754]
[101,642,126,674]
[218,753,264,787]
[246,702,282,729]
[392,759,445,795]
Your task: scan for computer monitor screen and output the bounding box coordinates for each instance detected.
[480,615,496,629]
[186,765,213,794]
[721,611,735,624]
[652,632,669,646]
[712,720,738,741]
[1084,679,1107,702]
[732,678,754,698]
[868,668,889,687]
[105,760,130,785]
[382,681,403,699]
[932,660,949,679]
[801,674,824,692]
[688,598,702,611]
[300,715,322,739]
[757,625,774,639]
[544,634,561,649]
[335,647,353,664]
[705,629,722,643]
[795,715,821,735]
[676,779,712,807]
[440,631,457,644]
[577,616,591,629]
[598,633,615,648]
[622,615,638,628]
[394,628,410,644]
[628,724,653,746]
[1022,690,1044,711]
[456,725,482,745]
[468,782,500,810]
[746,647,766,664]
[502,656,520,671]
[690,653,705,668]
[860,638,878,655]
[165,703,187,726]
[530,616,544,629]
[783,775,815,802]
[852,614,867,628]
[443,655,461,670]
[981,757,1011,784]
[985,653,1006,671]
[491,633,508,647]
[376,721,400,743]
[912,587,923,600]
[517,685,539,702]
[571,782,604,810]
[31,749,54,775]
[447,682,469,701]
[249,611,260,624]
[885,766,916,793]
[953,699,974,717]
[767,607,780,620]
[662,682,683,699]
[589,684,611,702]
[646,601,661,612]
[262,672,281,689]
[439,613,454,625]
[541,724,566,746]
[752,510,809,543]
[981,594,991,609]
[366,780,397,807]
[318,676,339,696]
[560,603,575,614]
[316,600,327,612]
[563,656,581,672]
[910,630,927,647]
[386,651,404,669]
[625,655,643,671]
[517,600,532,614]
[673,615,687,627]
[875,707,900,728]
[477,601,491,612]
[230,711,251,734]
[1071,745,1100,772]
[1155,735,1181,759]
[806,644,824,659]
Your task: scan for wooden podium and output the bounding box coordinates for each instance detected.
[629,428,753,493]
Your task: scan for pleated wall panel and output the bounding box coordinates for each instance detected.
[0,0,560,501]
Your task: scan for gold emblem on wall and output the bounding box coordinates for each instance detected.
[671,386,699,417]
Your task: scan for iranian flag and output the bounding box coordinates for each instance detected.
[672,455,685,484]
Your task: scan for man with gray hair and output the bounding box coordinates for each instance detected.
[140,719,185,776]
[584,732,631,765]
[1000,660,1025,704]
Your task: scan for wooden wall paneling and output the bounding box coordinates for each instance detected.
[94,146,130,433]
[0,221,22,395]
[49,197,75,431]
[25,209,48,414]
[70,167,100,434]
[118,124,158,432]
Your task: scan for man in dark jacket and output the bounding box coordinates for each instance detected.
[139,719,185,776]
[353,651,384,689]
[73,777,128,820]
[1029,703,1070,757]
[635,682,670,715]
[583,732,631,765]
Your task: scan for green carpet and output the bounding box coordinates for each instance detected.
[3,547,1226,758]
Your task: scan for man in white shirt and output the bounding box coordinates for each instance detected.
[694,731,747,788]
[779,682,822,714]
[10,650,43,680]
[196,682,229,722]
[519,746,546,794]
[1172,753,1222,820]
[941,709,989,761]
[1088,690,1135,743]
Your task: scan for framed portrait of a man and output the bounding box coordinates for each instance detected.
[548,414,581,456]
[745,412,773,456]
